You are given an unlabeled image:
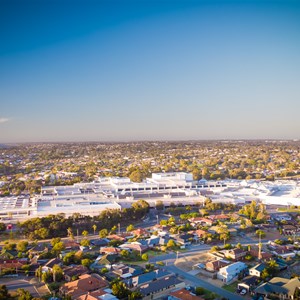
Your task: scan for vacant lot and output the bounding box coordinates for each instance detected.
[175,252,213,271]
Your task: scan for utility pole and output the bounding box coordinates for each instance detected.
[118,223,121,235]
[258,232,262,260]
[77,228,79,243]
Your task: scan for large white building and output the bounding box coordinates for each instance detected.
[1,172,300,221]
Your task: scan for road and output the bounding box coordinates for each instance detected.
[149,243,263,300]
[165,264,244,300]
[1,276,47,297]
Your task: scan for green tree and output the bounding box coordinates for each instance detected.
[129,169,143,183]
[81,258,92,268]
[92,224,97,235]
[112,281,130,299]
[0,285,9,300]
[166,239,177,249]
[16,241,28,253]
[99,229,108,238]
[0,223,6,232]
[155,200,164,211]
[52,241,65,257]
[80,239,90,247]
[52,264,63,282]
[82,230,89,237]
[256,229,266,238]
[126,224,135,232]
[195,287,205,295]
[141,253,148,261]
[16,288,32,300]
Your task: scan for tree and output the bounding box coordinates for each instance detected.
[155,200,164,211]
[52,241,65,257]
[256,229,266,238]
[16,288,32,300]
[141,253,148,261]
[52,264,63,282]
[81,258,92,268]
[110,225,117,234]
[0,223,6,232]
[67,227,73,240]
[129,169,143,183]
[195,287,205,296]
[166,239,177,249]
[199,209,208,217]
[128,291,143,300]
[261,268,270,281]
[92,224,97,235]
[80,239,90,247]
[82,230,89,237]
[16,241,28,253]
[120,249,130,259]
[0,285,9,300]
[126,224,135,232]
[99,229,108,238]
[112,281,130,299]
[50,237,61,247]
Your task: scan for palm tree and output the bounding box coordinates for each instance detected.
[92,224,97,235]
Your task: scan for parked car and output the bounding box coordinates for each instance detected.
[240,289,247,295]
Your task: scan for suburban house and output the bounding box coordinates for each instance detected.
[139,275,185,300]
[59,273,108,298]
[237,275,258,293]
[111,263,143,279]
[90,238,109,247]
[271,246,296,259]
[63,265,89,282]
[132,228,149,237]
[217,262,247,283]
[28,244,49,256]
[249,248,273,261]
[206,260,230,272]
[124,269,172,288]
[249,263,267,278]
[254,277,300,299]
[119,242,148,254]
[188,217,213,227]
[76,290,118,300]
[168,288,205,300]
[208,214,230,222]
[195,229,207,239]
[223,248,247,261]
[0,259,26,271]
[175,234,196,247]
[41,258,62,273]
[100,247,121,255]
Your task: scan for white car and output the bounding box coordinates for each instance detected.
[240,289,247,295]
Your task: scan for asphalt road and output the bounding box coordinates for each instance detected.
[1,276,41,297]
[165,264,244,300]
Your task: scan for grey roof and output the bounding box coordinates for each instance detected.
[240,275,257,286]
[254,277,300,297]
[250,263,266,273]
[139,276,183,295]
[255,282,287,295]
[124,269,172,287]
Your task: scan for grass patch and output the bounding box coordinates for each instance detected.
[277,208,300,212]
[223,282,238,293]
[147,250,162,257]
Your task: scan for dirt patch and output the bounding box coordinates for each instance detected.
[175,252,213,272]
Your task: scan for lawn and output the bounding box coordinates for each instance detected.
[223,282,238,293]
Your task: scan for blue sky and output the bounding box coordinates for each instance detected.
[1,0,300,142]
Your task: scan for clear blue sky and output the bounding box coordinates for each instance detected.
[1,0,300,142]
